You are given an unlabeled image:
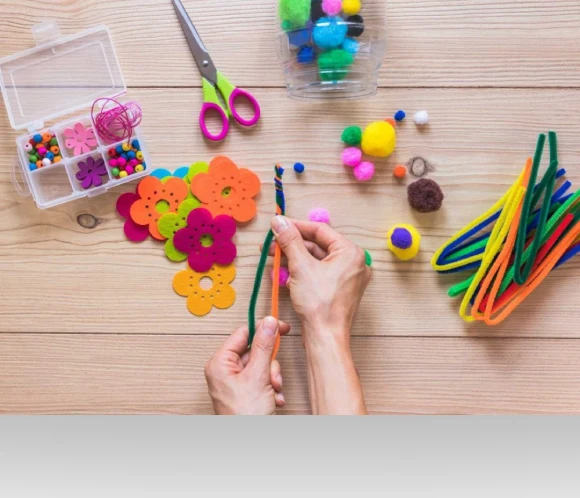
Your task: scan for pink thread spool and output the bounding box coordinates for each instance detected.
[91,98,142,145]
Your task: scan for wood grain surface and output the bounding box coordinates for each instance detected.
[0,0,579,414]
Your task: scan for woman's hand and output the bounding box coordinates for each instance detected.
[205,317,290,415]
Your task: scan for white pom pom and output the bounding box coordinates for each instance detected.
[414,111,430,126]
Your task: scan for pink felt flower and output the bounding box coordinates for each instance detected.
[64,123,98,156]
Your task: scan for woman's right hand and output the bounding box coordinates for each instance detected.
[270,216,371,346]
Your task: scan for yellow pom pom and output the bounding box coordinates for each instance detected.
[343,0,361,16]
[386,224,421,261]
[361,121,397,158]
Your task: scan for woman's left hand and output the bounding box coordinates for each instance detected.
[205,317,290,415]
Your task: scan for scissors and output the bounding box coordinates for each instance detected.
[172,0,261,141]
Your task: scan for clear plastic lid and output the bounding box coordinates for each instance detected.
[0,21,126,131]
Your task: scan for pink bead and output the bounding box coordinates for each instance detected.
[308,208,330,224]
[271,267,290,287]
[341,147,362,167]
[37,147,47,156]
[125,165,135,175]
[109,158,118,167]
[117,157,127,167]
[322,0,342,16]
[128,159,139,168]
[354,161,375,182]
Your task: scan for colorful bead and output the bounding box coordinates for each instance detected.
[135,164,144,173]
[45,152,55,161]
[49,137,58,146]
[117,157,127,167]
[36,160,42,168]
[112,167,120,177]
[24,143,33,152]
[115,145,124,155]
[125,165,135,175]
[42,158,52,167]
[29,138,35,146]
[122,143,131,152]
[42,132,52,143]
[131,139,140,150]
[141,162,147,170]
[127,151,136,160]
[50,145,60,154]
[108,148,117,158]
[110,159,118,167]
[54,156,62,163]
[136,151,144,161]
[29,154,39,163]
[37,147,47,156]
[127,159,138,168]
[32,134,43,144]
[119,171,128,178]
[120,153,128,160]
[35,143,44,150]
[29,163,37,171]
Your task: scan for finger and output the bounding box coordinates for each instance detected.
[271,216,313,269]
[292,219,345,252]
[270,360,283,393]
[275,392,286,408]
[265,240,328,261]
[217,326,250,356]
[242,320,289,368]
[278,320,291,336]
[248,316,279,378]
[241,351,250,367]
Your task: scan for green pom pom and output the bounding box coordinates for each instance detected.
[364,250,372,267]
[341,126,362,146]
[318,49,354,81]
[279,0,310,30]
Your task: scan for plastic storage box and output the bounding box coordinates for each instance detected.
[0,21,150,209]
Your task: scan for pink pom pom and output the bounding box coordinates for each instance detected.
[309,208,331,224]
[322,0,342,16]
[354,161,375,181]
[341,147,362,167]
[271,267,290,287]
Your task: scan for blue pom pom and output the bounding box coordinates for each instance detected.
[394,110,406,122]
[391,228,413,250]
[313,17,347,50]
[294,162,305,173]
[342,37,359,54]
[288,27,312,48]
[297,45,315,64]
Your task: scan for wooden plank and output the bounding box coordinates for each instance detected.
[0,0,579,88]
[1,88,580,337]
[0,334,578,414]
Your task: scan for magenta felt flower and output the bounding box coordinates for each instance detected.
[76,156,107,189]
[173,208,237,273]
[64,122,98,156]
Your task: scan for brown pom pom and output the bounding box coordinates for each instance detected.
[407,179,444,213]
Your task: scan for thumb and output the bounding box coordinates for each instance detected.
[271,216,311,269]
[248,316,279,378]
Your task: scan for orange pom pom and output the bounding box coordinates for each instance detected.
[393,165,407,179]
[385,118,396,127]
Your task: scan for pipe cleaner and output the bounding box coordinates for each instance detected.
[248,165,286,360]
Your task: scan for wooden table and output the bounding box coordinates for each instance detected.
[1,0,580,414]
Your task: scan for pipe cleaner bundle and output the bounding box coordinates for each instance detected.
[248,165,286,360]
[431,132,580,325]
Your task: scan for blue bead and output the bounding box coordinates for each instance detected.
[294,162,305,173]
[394,110,406,122]
[116,145,124,155]
[121,153,129,160]
[127,151,136,160]
[45,152,55,160]
[131,139,140,150]
[141,162,147,170]
[33,134,43,144]
[297,45,315,64]
[29,163,37,171]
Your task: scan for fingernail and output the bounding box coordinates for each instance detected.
[272,215,290,234]
[275,392,285,404]
[262,316,278,337]
[276,374,283,388]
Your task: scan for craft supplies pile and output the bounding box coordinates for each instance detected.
[432,132,580,326]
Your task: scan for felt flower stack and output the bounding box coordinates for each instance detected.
[432,132,580,326]
[116,156,261,317]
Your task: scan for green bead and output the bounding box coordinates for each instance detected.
[49,137,58,146]
[29,154,38,162]
[364,250,372,267]
[112,168,120,177]
[341,125,362,146]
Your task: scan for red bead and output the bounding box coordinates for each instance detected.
[108,148,117,158]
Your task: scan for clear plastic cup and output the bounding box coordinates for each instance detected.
[276,1,386,100]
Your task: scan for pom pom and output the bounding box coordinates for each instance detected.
[414,110,430,125]
[342,37,359,54]
[288,28,312,48]
[271,267,291,287]
[297,45,315,64]
[318,49,354,81]
[393,165,407,179]
[341,125,362,146]
[313,16,348,50]
[322,0,342,15]
[294,162,305,173]
[361,121,397,158]
[364,250,372,267]
[279,0,311,29]
[342,147,362,167]
[407,179,444,213]
[309,208,331,223]
[353,161,375,181]
[342,0,362,16]
[387,224,421,261]
[346,15,364,37]
[394,110,406,122]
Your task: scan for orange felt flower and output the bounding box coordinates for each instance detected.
[173,263,236,316]
[130,176,189,240]
[191,156,261,223]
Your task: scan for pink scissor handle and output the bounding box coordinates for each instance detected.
[199,102,230,142]
[229,88,261,127]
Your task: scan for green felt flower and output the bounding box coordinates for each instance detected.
[158,198,200,261]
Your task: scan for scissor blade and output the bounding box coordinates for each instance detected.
[172,0,218,84]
